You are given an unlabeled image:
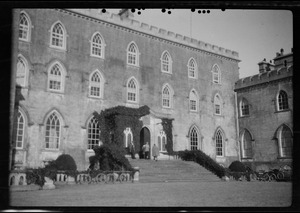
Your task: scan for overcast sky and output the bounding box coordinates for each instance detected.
[108,9,293,78]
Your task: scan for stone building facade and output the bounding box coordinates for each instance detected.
[234,49,293,170]
[12,9,240,171]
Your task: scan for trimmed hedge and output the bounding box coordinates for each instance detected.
[55,154,77,171]
[178,150,226,178]
[228,161,246,172]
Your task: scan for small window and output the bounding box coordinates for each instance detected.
[162,85,173,108]
[123,128,133,148]
[14,109,25,149]
[87,117,100,150]
[50,22,66,50]
[161,51,172,73]
[277,125,293,158]
[277,90,289,111]
[127,77,139,103]
[212,64,221,84]
[91,33,105,58]
[19,12,31,42]
[48,62,65,93]
[89,72,101,97]
[127,42,139,66]
[45,112,61,150]
[214,94,222,115]
[16,56,28,87]
[240,98,250,116]
[188,58,197,78]
[158,130,167,152]
[241,130,253,158]
[189,90,198,112]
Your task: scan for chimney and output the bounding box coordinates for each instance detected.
[280,48,284,55]
[258,59,270,73]
[276,52,280,57]
[118,9,134,19]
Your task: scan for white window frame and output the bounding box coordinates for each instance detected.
[14,108,26,149]
[240,98,250,117]
[49,21,67,50]
[161,51,172,74]
[127,42,139,67]
[162,84,173,109]
[157,130,167,152]
[44,111,62,150]
[127,77,139,103]
[87,116,101,151]
[214,94,222,115]
[190,126,199,150]
[187,58,197,79]
[16,54,29,87]
[90,32,105,59]
[241,130,253,158]
[277,90,289,111]
[189,89,198,112]
[19,11,31,42]
[212,64,221,84]
[89,70,104,99]
[215,129,224,157]
[277,125,293,158]
[47,61,66,93]
[123,127,133,148]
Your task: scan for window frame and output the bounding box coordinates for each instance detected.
[47,61,66,93]
[123,127,133,148]
[277,90,289,111]
[212,64,221,84]
[49,21,67,50]
[189,89,198,112]
[215,129,224,157]
[90,32,105,59]
[87,116,101,151]
[277,125,293,158]
[14,108,26,149]
[240,98,250,117]
[89,70,104,99]
[161,51,172,74]
[19,11,31,42]
[16,54,29,88]
[158,130,167,152]
[241,129,253,159]
[126,77,139,103]
[187,58,198,79]
[162,84,173,109]
[214,94,222,115]
[127,42,139,67]
[190,126,199,150]
[44,111,62,150]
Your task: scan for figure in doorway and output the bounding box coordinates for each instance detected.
[152,144,159,161]
[143,142,150,159]
[129,141,136,159]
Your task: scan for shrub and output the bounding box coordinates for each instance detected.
[228,161,246,172]
[93,143,133,171]
[55,154,77,171]
[178,149,226,178]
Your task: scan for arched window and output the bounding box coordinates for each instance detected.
[189,89,198,112]
[215,129,224,157]
[277,90,289,111]
[188,58,197,78]
[214,94,222,115]
[127,42,139,66]
[157,130,167,152]
[277,125,293,158]
[190,126,199,150]
[127,78,138,103]
[13,109,26,149]
[87,116,100,150]
[123,128,133,148]
[212,64,221,84]
[45,111,62,149]
[50,22,66,50]
[19,12,31,41]
[89,71,102,98]
[16,55,28,87]
[48,62,65,93]
[91,32,105,58]
[240,98,249,116]
[162,84,173,108]
[161,51,172,73]
[241,129,253,158]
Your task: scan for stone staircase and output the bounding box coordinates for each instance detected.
[128,158,222,183]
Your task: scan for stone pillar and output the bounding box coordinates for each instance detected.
[133,167,140,182]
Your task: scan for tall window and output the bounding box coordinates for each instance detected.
[87,117,100,150]
[212,64,221,84]
[190,126,199,150]
[277,90,289,111]
[215,129,223,157]
[45,112,61,150]
[50,22,66,50]
[16,56,27,87]
[123,128,133,148]
[241,130,253,158]
[89,71,101,98]
[189,89,198,112]
[91,33,105,58]
[161,51,172,73]
[214,94,222,115]
[14,109,25,149]
[48,62,65,92]
[188,58,197,78]
[158,130,167,152]
[162,84,173,108]
[278,125,293,158]
[127,78,138,103]
[19,12,31,41]
[240,98,250,116]
[127,42,139,66]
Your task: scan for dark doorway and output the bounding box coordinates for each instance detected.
[140,127,150,159]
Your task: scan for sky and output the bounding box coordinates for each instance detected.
[108,9,293,78]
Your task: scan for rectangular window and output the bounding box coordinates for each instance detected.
[90,86,100,97]
[215,104,220,115]
[128,92,136,102]
[49,80,61,90]
[190,100,196,111]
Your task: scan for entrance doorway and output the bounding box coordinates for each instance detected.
[140,127,150,159]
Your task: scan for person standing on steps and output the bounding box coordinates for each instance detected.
[143,142,150,159]
[152,144,159,161]
[129,141,136,159]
